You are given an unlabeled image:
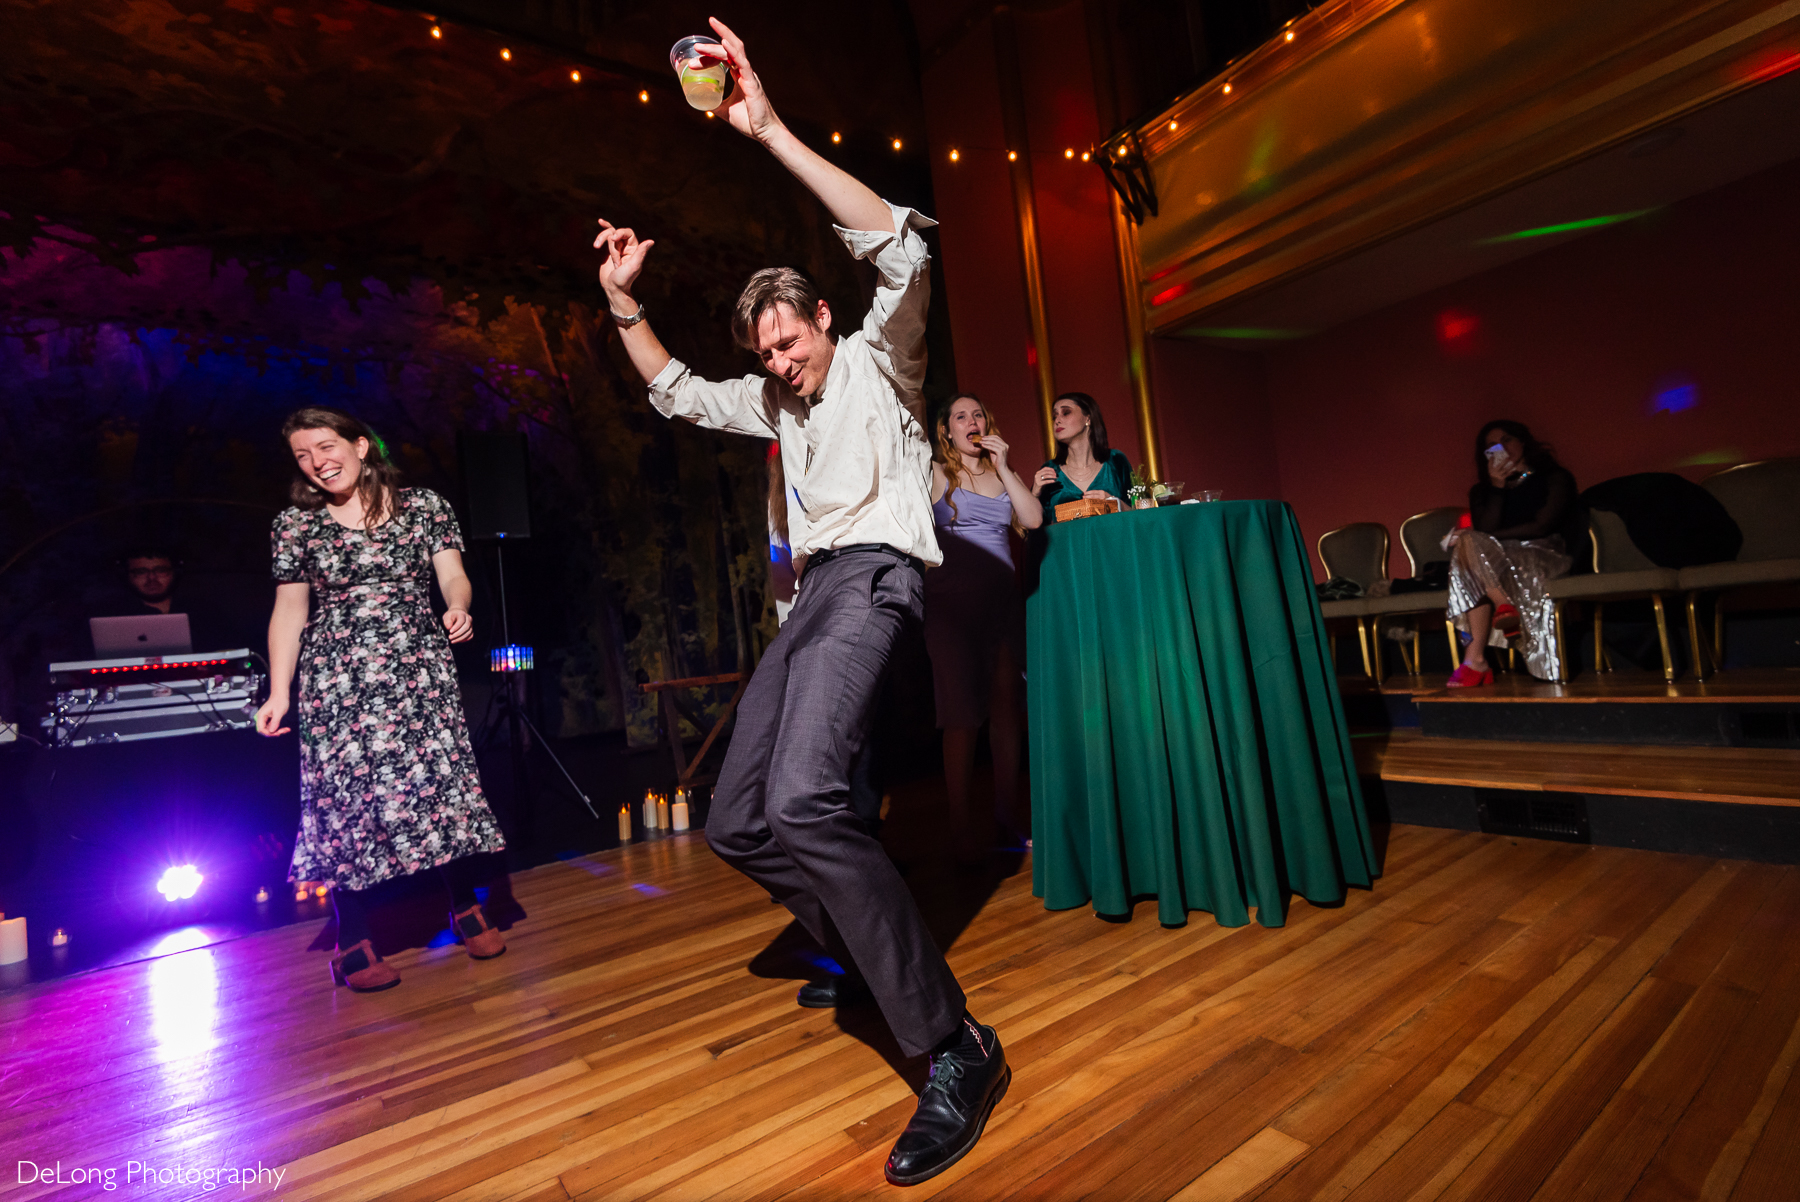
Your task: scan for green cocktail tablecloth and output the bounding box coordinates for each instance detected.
[1027,499,1378,926]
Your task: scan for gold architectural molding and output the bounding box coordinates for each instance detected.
[1117,0,1800,334]
[992,6,1058,457]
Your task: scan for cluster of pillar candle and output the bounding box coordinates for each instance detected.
[617,789,692,842]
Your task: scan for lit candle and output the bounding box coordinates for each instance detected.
[657,794,670,830]
[618,805,632,843]
[642,791,656,831]
[672,795,690,832]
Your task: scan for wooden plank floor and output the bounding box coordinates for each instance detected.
[1374,731,1800,806]
[1344,668,1800,704]
[4,825,1800,1200]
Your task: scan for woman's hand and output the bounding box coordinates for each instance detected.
[695,18,784,145]
[443,607,473,644]
[254,697,291,738]
[1487,454,1518,488]
[979,432,1011,473]
[1082,489,1113,502]
[594,220,655,307]
[1033,465,1059,490]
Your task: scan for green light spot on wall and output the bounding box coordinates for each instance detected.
[1679,448,1742,466]
[1186,327,1311,341]
[1477,209,1658,245]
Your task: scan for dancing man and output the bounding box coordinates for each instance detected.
[594,18,1008,1187]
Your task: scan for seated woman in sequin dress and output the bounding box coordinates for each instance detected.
[253,406,509,992]
[1444,420,1582,687]
[925,394,1044,863]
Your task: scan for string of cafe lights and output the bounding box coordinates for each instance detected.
[415,13,1280,167]
[414,15,926,142]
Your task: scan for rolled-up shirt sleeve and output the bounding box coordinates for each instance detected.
[835,202,935,400]
[646,358,780,438]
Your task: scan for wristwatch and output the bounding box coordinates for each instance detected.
[611,302,647,328]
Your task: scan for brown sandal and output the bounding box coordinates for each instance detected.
[330,939,401,992]
[451,903,507,960]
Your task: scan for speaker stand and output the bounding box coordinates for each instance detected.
[475,542,599,842]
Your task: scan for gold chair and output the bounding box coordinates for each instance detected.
[1316,523,1389,676]
[1544,510,1679,683]
[1679,457,1800,679]
[1359,507,1463,677]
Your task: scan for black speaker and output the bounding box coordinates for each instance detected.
[460,432,531,540]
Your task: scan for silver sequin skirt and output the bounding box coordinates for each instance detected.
[1446,531,1572,681]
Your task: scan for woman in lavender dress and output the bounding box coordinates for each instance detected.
[925,395,1045,864]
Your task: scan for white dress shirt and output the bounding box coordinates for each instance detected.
[647,201,943,569]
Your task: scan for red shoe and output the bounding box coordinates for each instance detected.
[330,939,401,992]
[1493,603,1521,637]
[451,903,507,960]
[1447,663,1494,689]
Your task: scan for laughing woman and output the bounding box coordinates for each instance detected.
[254,407,508,993]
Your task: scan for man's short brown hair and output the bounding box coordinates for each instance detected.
[732,267,822,350]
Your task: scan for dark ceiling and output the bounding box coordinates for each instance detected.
[0,0,939,331]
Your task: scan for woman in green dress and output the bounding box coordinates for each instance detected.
[1032,392,1133,519]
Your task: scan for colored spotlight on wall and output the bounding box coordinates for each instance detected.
[156,865,204,902]
[1435,309,1481,348]
[1477,209,1656,245]
[1651,376,1700,413]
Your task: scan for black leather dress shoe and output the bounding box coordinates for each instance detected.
[796,974,872,1009]
[884,1020,1009,1186]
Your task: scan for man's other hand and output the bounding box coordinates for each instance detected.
[594,219,655,309]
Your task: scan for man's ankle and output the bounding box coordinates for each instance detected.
[932,1013,989,1058]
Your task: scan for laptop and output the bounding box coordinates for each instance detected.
[91,614,194,658]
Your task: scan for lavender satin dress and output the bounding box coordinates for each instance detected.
[922,487,1026,729]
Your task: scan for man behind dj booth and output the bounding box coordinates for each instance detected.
[88,545,231,654]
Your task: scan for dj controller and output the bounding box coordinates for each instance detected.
[42,649,266,748]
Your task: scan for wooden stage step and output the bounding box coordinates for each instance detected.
[5,822,1800,1200]
[1369,731,1800,808]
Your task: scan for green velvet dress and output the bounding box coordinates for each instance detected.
[1039,450,1134,520]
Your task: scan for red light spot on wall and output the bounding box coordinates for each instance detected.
[1026,343,1038,368]
[1151,281,1191,307]
[1436,308,1480,349]
[1741,49,1800,83]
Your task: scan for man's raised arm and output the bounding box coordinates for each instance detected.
[699,18,894,237]
[594,219,672,386]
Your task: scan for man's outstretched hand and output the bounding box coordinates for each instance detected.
[594,219,654,310]
[693,16,782,144]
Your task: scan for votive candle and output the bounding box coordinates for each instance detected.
[617,805,632,843]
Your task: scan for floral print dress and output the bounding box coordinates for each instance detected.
[272,487,505,891]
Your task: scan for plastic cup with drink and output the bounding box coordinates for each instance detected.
[670,36,734,111]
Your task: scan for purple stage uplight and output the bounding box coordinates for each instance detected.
[1651,376,1700,414]
[156,864,204,902]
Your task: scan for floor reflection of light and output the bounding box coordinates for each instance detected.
[149,944,220,1062]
